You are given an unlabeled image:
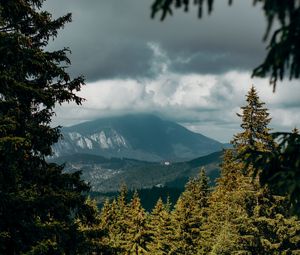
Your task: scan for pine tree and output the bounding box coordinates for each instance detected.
[253,128,300,215]
[171,168,210,254]
[232,86,275,164]
[204,87,300,254]
[76,197,112,254]
[147,197,176,255]
[252,187,300,254]
[232,87,300,253]
[99,186,129,254]
[0,1,95,254]
[99,199,123,254]
[204,150,260,254]
[121,191,150,255]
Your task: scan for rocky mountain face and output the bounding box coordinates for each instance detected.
[52,114,224,162]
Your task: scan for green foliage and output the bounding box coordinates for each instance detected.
[120,191,150,254]
[99,186,129,253]
[0,0,101,254]
[99,199,123,254]
[233,87,300,254]
[151,0,300,90]
[251,131,300,215]
[204,151,260,254]
[171,168,210,254]
[147,198,176,254]
[99,188,151,255]
[76,197,111,254]
[232,87,274,154]
[202,87,300,254]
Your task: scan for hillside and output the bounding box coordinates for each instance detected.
[51,151,222,193]
[52,114,224,162]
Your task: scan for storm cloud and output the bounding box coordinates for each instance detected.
[45,0,268,81]
[52,44,300,142]
[45,0,300,142]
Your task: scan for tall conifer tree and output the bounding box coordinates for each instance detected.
[77,197,112,254]
[121,191,150,255]
[204,86,300,254]
[204,150,260,254]
[232,86,275,163]
[147,198,176,255]
[99,186,129,254]
[0,1,96,253]
[172,168,210,254]
[232,87,300,252]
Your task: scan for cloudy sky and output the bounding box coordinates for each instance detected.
[46,0,300,142]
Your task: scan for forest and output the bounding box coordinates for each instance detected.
[0,0,300,254]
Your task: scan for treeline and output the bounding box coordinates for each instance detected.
[90,186,183,212]
[79,87,300,254]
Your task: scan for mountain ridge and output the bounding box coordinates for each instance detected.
[51,150,222,192]
[53,114,224,162]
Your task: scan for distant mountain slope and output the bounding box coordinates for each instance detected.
[52,114,224,162]
[50,151,223,192]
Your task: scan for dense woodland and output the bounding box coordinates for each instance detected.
[1,0,300,254]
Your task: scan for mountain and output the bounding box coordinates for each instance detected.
[50,151,222,193]
[52,114,224,162]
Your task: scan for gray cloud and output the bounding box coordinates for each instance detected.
[44,0,299,142]
[52,67,300,142]
[45,0,268,81]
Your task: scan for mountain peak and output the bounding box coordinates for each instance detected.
[53,114,223,162]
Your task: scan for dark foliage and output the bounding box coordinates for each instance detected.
[90,186,183,212]
[0,0,100,253]
[250,131,300,214]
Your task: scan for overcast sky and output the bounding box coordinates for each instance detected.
[46,0,300,142]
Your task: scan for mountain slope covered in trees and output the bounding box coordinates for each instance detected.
[51,150,221,192]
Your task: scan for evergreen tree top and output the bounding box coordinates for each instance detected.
[232,86,274,155]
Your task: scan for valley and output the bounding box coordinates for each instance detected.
[51,151,222,193]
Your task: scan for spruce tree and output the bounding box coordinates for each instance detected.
[252,187,300,254]
[204,87,300,254]
[172,168,210,255]
[99,186,129,254]
[0,1,95,254]
[232,86,275,161]
[232,87,300,253]
[120,191,150,255]
[76,197,112,254]
[147,197,176,255]
[99,199,123,254]
[204,150,260,254]
[253,128,300,215]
